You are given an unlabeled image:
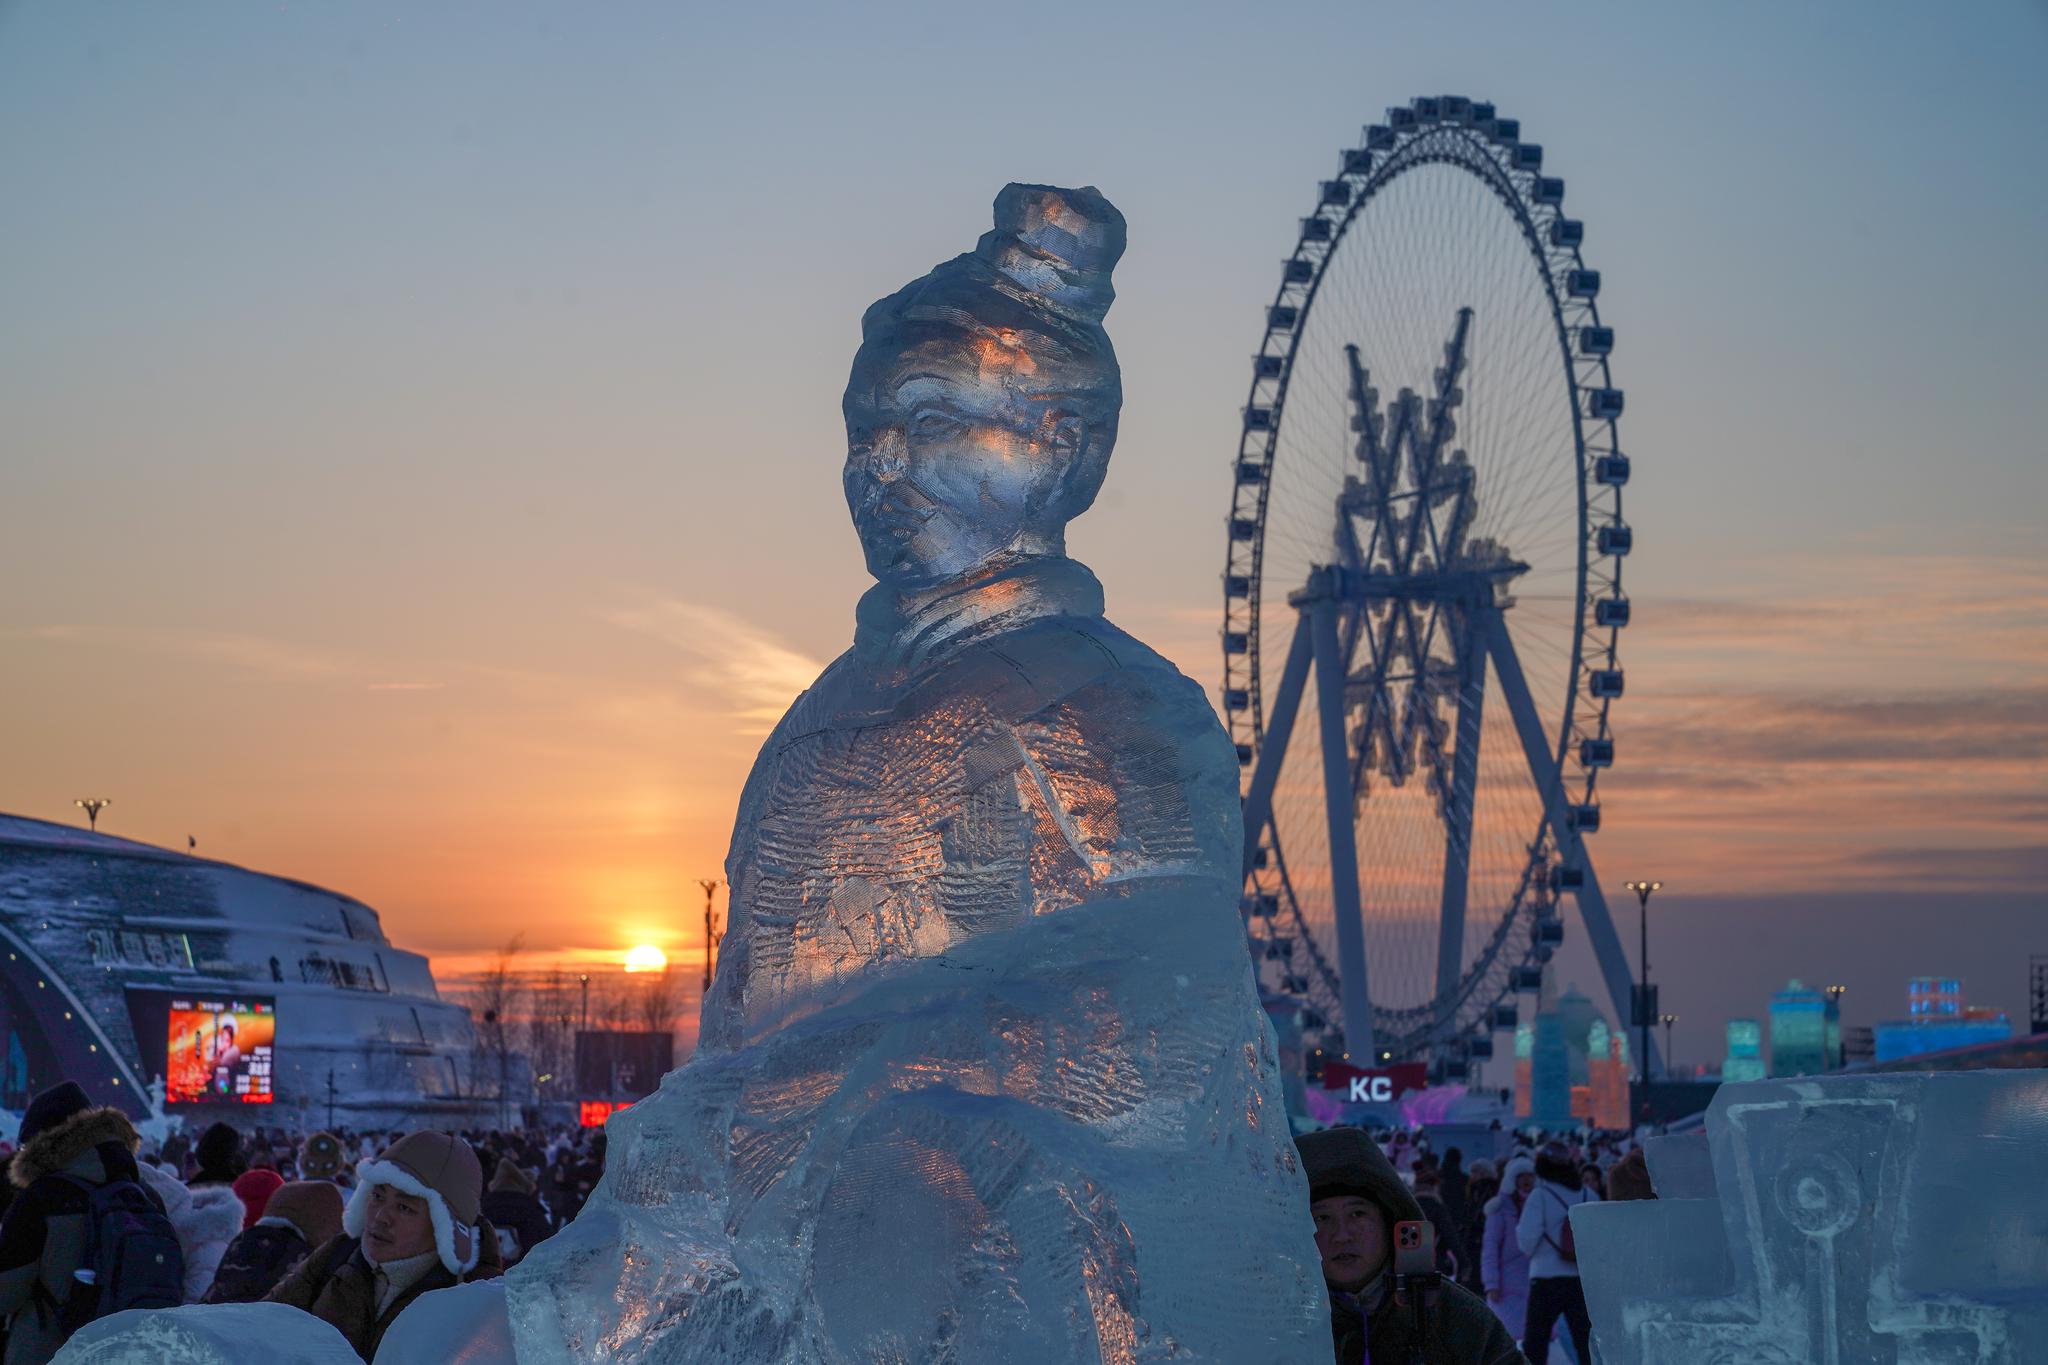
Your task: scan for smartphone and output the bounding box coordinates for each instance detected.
[1393,1218,1436,1279]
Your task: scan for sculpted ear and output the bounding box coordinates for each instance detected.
[1038,412,1112,523]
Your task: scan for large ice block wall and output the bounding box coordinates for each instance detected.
[1574,1070,2048,1363]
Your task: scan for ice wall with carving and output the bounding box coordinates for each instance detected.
[1574,1069,2048,1363]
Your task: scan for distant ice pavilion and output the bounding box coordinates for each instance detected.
[0,811,493,1129]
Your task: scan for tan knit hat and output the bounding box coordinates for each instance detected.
[264,1179,345,1247]
[342,1130,484,1274]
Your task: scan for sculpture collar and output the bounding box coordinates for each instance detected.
[854,555,1104,673]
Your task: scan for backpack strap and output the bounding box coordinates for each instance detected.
[1538,1186,1571,1258]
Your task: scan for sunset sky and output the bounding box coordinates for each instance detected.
[4,1,2043,1070]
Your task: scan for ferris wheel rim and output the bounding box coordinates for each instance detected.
[1222,96,1632,1056]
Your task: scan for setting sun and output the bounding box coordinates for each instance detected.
[623,944,668,973]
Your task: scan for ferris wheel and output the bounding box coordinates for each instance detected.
[1223,96,1654,1079]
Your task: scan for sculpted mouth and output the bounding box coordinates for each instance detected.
[862,486,939,541]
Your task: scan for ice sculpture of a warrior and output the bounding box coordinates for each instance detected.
[507,185,1328,1363]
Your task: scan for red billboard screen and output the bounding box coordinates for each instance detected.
[166,997,276,1105]
[579,1099,632,1128]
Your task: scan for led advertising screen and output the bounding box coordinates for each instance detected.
[578,1099,632,1128]
[165,996,276,1104]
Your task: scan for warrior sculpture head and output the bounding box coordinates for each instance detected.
[842,184,1126,591]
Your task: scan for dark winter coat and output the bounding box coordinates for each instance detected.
[1330,1280,1531,1365]
[478,1189,551,1266]
[1458,1176,1499,1293]
[543,1154,585,1226]
[0,1107,156,1365]
[201,1221,310,1304]
[1438,1160,1471,1246]
[263,1223,503,1361]
[1298,1128,1528,1365]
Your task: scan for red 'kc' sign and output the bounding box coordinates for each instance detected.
[1319,1061,1428,1103]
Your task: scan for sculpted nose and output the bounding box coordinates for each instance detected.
[867,427,907,483]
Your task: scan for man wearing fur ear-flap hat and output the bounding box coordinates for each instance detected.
[265,1130,501,1361]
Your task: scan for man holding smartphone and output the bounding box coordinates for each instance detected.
[1298,1126,1530,1364]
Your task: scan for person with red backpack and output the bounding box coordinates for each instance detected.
[1512,1141,1593,1364]
[0,1081,185,1364]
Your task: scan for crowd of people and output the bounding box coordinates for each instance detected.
[0,1081,609,1362]
[0,1074,1655,1365]
[1302,1123,1656,1365]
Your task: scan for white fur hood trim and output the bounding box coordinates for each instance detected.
[182,1184,248,1249]
[136,1160,190,1217]
[343,1158,478,1275]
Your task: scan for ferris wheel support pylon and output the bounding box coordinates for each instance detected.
[1483,609,1663,1080]
[1310,594,1375,1060]
[1241,617,1312,886]
[1432,633,1487,1051]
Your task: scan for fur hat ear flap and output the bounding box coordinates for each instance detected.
[451,1220,480,1274]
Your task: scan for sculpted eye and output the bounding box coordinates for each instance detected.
[911,409,964,439]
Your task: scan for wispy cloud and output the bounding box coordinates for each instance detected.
[598,597,824,733]
[1859,843,2048,883]
[1599,677,2048,894]
[1631,552,2048,686]
[10,624,356,679]
[1623,685,2048,767]
[366,681,445,692]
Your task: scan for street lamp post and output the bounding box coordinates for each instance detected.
[699,879,723,990]
[1661,1012,1678,1072]
[556,1014,570,1102]
[484,1007,509,1130]
[579,974,590,1033]
[74,798,111,832]
[1623,879,1662,1111]
[1826,984,1848,1069]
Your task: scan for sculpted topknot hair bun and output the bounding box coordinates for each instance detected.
[857,183,1126,361]
[971,183,1126,327]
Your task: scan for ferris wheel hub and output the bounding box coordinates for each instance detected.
[1285,559,1529,614]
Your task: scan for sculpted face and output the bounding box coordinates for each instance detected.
[841,183,1126,593]
[843,332,1096,590]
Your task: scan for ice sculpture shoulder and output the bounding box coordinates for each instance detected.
[507,185,1328,1364]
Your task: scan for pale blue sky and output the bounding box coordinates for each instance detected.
[4,1,2044,1063]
